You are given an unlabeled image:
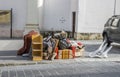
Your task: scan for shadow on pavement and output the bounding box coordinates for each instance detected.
[0,50,30,60]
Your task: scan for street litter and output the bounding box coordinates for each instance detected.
[17,30,85,61]
[17,30,38,55]
[89,40,113,58]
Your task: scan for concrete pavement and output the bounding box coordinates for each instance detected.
[0,39,102,51]
[0,39,23,51]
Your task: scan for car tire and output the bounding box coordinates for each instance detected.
[103,34,111,46]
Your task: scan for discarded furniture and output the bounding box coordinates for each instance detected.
[32,34,43,61]
[17,30,38,55]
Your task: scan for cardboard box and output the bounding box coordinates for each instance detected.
[75,47,84,57]
[58,49,74,59]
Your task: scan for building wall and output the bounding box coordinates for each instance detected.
[41,0,120,34]
[27,0,39,25]
[38,0,44,29]
[116,0,120,15]
[71,0,78,12]
[43,0,71,31]
[0,0,27,38]
[77,0,118,33]
[1,0,119,38]
[70,0,79,33]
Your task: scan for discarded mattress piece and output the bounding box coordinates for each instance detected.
[17,30,38,55]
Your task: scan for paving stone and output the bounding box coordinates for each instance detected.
[17,70,25,77]
[9,71,16,77]
[47,70,58,76]
[24,70,33,77]
[1,71,8,77]
[55,69,66,75]
[39,70,51,77]
[32,69,41,77]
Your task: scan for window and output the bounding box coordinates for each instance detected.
[107,18,113,26]
[105,18,112,27]
[118,19,120,27]
[112,19,119,27]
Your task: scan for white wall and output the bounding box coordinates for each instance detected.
[27,0,39,25]
[116,0,120,15]
[40,0,120,33]
[43,0,71,31]
[38,0,44,29]
[0,0,27,30]
[77,0,116,33]
[70,0,79,32]
[71,0,78,12]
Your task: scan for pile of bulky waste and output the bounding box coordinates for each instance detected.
[17,30,85,61]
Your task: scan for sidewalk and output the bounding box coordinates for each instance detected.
[0,39,23,51]
[0,39,102,50]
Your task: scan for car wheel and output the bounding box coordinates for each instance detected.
[103,34,111,46]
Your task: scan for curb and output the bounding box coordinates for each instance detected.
[1,57,120,67]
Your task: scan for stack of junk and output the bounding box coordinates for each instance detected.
[17,30,85,61]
